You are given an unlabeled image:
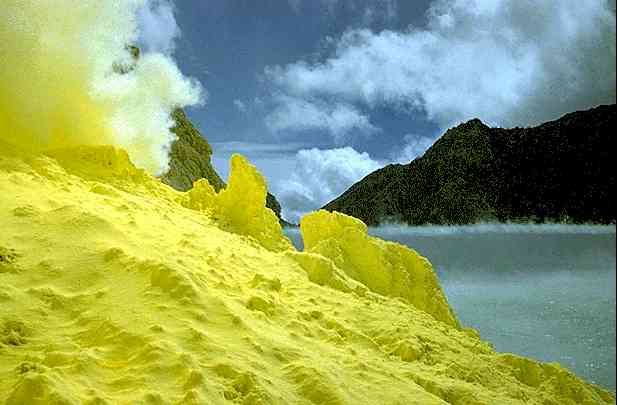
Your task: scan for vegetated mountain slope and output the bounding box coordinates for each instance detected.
[0,144,613,404]
[161,109,286,224]
[323,104,616,225]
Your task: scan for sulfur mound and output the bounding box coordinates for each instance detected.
[181,154,292,252]
[299,210,459,327]
[0,145,614,404]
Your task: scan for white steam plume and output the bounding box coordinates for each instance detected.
[0,0,202,175]
[137,0,181,55]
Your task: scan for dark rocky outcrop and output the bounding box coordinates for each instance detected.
[161,109,225,192]
[323,104,616,225]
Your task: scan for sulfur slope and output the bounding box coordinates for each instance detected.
[0,146,613,405]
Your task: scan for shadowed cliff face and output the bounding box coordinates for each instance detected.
[323,104,617,226]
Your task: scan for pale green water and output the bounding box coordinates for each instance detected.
[285,224,617,391]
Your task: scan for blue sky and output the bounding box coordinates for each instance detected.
[170,1,438,159]
[138,0,616,222]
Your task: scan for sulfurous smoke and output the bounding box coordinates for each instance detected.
[0,0,202,175]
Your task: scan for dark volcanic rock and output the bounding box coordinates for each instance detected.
[323,105,616,225]
[162,109,225,192]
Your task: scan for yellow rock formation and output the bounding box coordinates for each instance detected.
[0,145,613,404]
[299,210,459,327]
[181,154,292,253]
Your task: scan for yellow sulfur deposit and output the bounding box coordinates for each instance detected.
[0,145,614,405]
[181,155,292,253]
[0,1,614,403]
[298,210,459,328]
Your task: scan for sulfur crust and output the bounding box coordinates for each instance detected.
[0,145,614,405]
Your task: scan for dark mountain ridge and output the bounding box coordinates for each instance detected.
[323,104,616,225]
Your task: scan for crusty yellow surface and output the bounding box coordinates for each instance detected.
[0,146,613,405]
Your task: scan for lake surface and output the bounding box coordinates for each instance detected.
[284,224,617,391]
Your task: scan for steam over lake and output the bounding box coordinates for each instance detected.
[285,224,616,391]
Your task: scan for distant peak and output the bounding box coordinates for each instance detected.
[447,118,489,132]
[464,118,486,127]
[445,118,488,135]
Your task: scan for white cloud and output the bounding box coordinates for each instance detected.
[137,0,180,55]
[265,95,379,144]
[274,147,383,223]
[267,0,616,128]
[392,134,435,164]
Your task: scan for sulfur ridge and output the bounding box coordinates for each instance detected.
[0,144,613,405]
